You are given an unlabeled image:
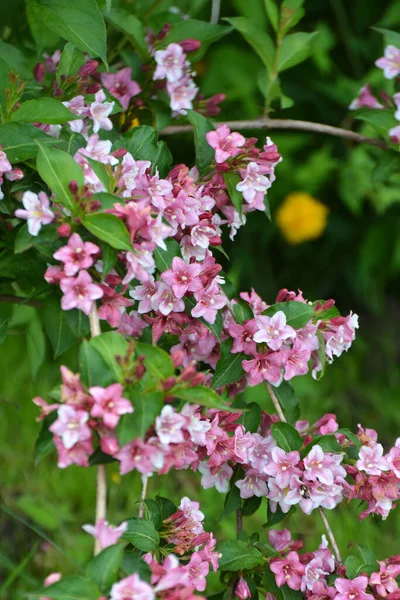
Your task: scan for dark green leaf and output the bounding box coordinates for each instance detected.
[212,339,245,389]
[36,141,84,210]
[224,171,243,219]
[144,499,162,529]
[42,298,77,358]
[224,17,275,72]
[233,300,254,324]
[0,123,65,163]
[172,385,235,411]
[222,484,242,518]
[161,20,231,60]
[29,576,101,599]
[79,339,114,387]
[86,544,123,592]
[117,391,162,443]
[336,428,361,449]
[373,27,400,47]
[242,496,262,516]
[114,126,158,161]
[89,449,117,466]
[265,502,293,526]
[122,518,160,552]
[64,309,90,338]
[82,213,132,251]
[372,151,400,183]
[57,42,85,83]
[11,98,80,125]
[263,301,314,328]
[186,110,214,174]
[121,549,152,581]
[153,239,182,272]
[269,382,299,425]
[0,317,8,344]
[106,9,149,60]
[155,495,176,520]
[355,109,397,138]
[277,32,318,72]
[27,317,46,379]
[240,402,261,433]
[217,540,264,571]
[84,156,112,192]
[100,243,118,280]
[300,435,341,458]
[271,422,302,451]
[135,342,174,379]
[184,295,223,339]
[34,413,56,465]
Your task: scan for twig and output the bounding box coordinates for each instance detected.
[210,0,221,24]
[138,475,149,519]
[0,295,42,308]
[265,382,342,564]
[161,116,389,149]
[89,303,107,556]
[318,506,342,564]
[236,508,243,536]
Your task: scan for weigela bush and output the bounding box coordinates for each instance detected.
[1,1,400,599]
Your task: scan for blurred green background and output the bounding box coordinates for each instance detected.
[2,0,400,597]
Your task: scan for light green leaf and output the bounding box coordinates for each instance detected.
[82,213,132,251]
[277,32,318,72]
[36,141,84,210]
[224,16,275,72]
[135,342,174,379]
[217,540,264,571]
[212,339,245,389]
[86,544,124,592]
[172,385,236,411]
[264,0,279,31]
[106,9,149,60]
[271,422,303,451]
[57,42,85,83]
[117,391,162,442]
[186,110,214,174]
[122,519,159,552]
[262,301,314,328]
[11,98,80,125]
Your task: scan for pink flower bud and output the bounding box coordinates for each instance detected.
[100,437,119,456]
[5,168,24,181]
[179,39,202,52]
[112,148,128,158]
[68,180,79,195]
[157,23,171,40]
[78,60,99,77]
[33,62,45,83]
[57,223,71,238]
[235,576,251,600]
[85,82,102,94]
[44,572,62,587]
[171,349,185,368]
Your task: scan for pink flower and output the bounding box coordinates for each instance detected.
[283,342,312,381]
[41,572,62,600]
[130,278,157,313]
[50,405,91,449]
[253,311,296,351]
[118,311,147,337]
[62,95,89,133]
[186,552,209,592]
[155,405,187,444]
[98,286,132,328]
[242,352,283,386]
[199,461,233,493]
[89,89,114,133]
[15,191,54,235]
[356,444,389,475]
[82,518,127,550]
[386,446,400,478]
[206,125,245,164]
[167,78,198,113]
[60,270,104,315]
[151,282,185,316]
[228,319,258,355]
[154,43,186,83]
[236,162,271,204]
[270,551,305,590]
[0,147,12,173]
[303,445,345,484]
[77,134,118,165]
[235,576,251,600]
[161,257,203,298]
[334,577,374,600]
[53,436,93,468]
[142,172,173,209]
[90,383,133,428]
[110,573,155,600]
[264,447,301,487]
[235,469,268,499]
[268,529,292,552]
[375,45,400,79]
[370,561,400,597]
[101,67,141,109]
[349,84,384,110]
[53,233,99,276]
[192,280,227,324]
[116,438,163,475]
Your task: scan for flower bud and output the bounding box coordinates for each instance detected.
[235,576,251,600]
[33,62,45,83]
[162,377,176,391]
[86,82,102,94]
[68,180,79,195]
[78,60,99,77]
[171,349,185,368]
[179,39,201,52]
[100,437,119,456]
[57,223,72,237]
[112,148,128,158]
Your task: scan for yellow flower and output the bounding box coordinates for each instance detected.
[276,192,329,245]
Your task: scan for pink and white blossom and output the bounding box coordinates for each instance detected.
[15,191,54,235]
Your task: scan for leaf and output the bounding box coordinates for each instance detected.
[121,549,152,581]
[269,382,299,425]
[222,484,242,519]
[172,385,236,411]
[224,171,243,218]
[84,156,112,192]
[264,0,279,31]
[36,141,84,210]
[240,402,261,433]
[89,449,117,466]
[27,317,46,379]
[14,223,34,254]
[224,17,275,72]
[26,1,61,51]
[117,391,162,443]
[186,110,214,175]
[373,27,400,48]
[280,0,305,35]
[144,499,162,529]
[0,317,8,344]
[270,422,303,452]
[122,519,160,552]
[161,19,232,60]
[153,239,182,272]
[106,9,149,60]
[100,243,118,280]
[345,555,364,580]
[217,540,264,571]
[135,342,174,379]
[28,576,101,599]
[233,300,254,324]
[277,32,318,72]
[42,298,77,358]
[88,332,128,381]
[242,496,262,516]
[355,109,397,139]
[79,339,114,387]
[93,192,120,210]
[212,339,245,389]
[0,123,65,163]
[265,502,294,526]
[155,495,176,520]
[336,428,361,449]
[34,413,56,465]
[82,213,132,251]
[26,0,107,66]
[11,98,80,125]
[262,301,314,328]
[184,295,223,339]
[63,309,90,338]
[57,42,85,83]
[300,436,342,458]
[86,544,123,592]
[114,126,158,161]
[372,151,400,183]
[0,40,30,78]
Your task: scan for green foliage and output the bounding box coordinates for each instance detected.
[263,301,315,328]
[82,213,132,251]
[122,519,160,552]
[217,540,264,571]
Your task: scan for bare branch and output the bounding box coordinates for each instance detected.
[0,295,43,308]
[210,0,221,24]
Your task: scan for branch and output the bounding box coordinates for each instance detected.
[161,116,389,149]
[138,475,149,519]
[0,295,43,308]
[265,382,343,565]
[90,304,107,556]
[210,0,221,24]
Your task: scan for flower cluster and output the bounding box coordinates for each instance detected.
[0,145,23,200]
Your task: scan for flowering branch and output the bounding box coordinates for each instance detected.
[266,383,343,565]
[161,117,389,149]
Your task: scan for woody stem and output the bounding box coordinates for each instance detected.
[138,475,149,519]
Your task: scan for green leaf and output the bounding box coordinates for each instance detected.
[11,98,80,125]
[63,309,90,338]
[224,171,243,219]
[355,109,397,139]
[100,243,118,280]
[83,156,112,192]
[34,413,56,465]
[266,502,294,526]
[153,239,182,272]
[277,32,318,72]
[0,123,65,163]
[242,496,262,516]
[79,339,114,387]
[264,0,279,31]
[14,223,34,254]
[263,301,314,328]
[106,9,149,60]
[224,17,275,72]
[88,332,128,381]
[373,27,400,47]
[184,295,223,339]
[26,0,108,66]
[233,300,254,324]
[240,402,261,433]
[117,391,162,443]
[27,317,46,379]
[0,40,30,78]
[280,0,305,34]
[86,544,123,592]
[161,20,232,60]
[114,126,158,161]
[336,428,361,449]
[82,213,132,251]
[57,42,85,84]
[144,499,162,529]
[28,576,101,599]
[93,192,120,210]
[122,519,160,552]
[26,1,61,51]
[36,141,84,210]
[222,483,242,518]
[172,385,236,411]
[0,317,8,344]
[271,422,303,451]
[89,449,117,466]
[212,339,245,389]
[372,151,400,183]
[269,382,299,425]
[155,495,177,520]
[186,110,214,175]
[121,549,152,581]
[345,555,364,579]
[42,298,77,358]
[217,540,264,571]
[135,342,174,379]
[300,436,341,458]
